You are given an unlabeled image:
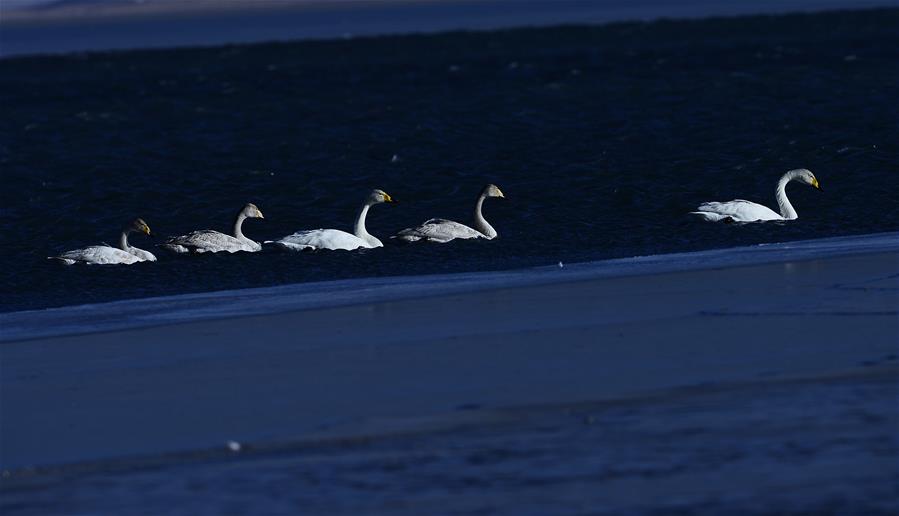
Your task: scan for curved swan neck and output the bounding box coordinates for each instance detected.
[353,201,383,247]
[233,212,248,239]
[473,192,497,239]
[118,229,133,252]
[775,172,799,220]
[354,202,371,238]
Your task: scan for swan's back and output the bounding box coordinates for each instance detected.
[163,230,259,253]
[395,219,486,243]
[127,246,157,261]
[274,229,372,251]
[54,245,144,265]
[693,200,782,222]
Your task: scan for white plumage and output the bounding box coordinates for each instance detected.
[54,246,146,266]
[269,189,395,251]
[691,169,821,223]
[49,218,156,265]
[271,228,373,251]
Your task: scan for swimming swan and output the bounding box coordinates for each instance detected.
[161,203,265,254]
[49,218,156,265]
[691,169,821,223]
[269,189,396,251]
[394,184,504,243]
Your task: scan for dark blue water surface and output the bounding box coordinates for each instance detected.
[1,9,898,313]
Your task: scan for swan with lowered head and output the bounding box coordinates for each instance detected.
[49,218,157,265]
[691,169,821,223]
[394,184,504,243]
[269,189,396,251]
[161,203,265,254]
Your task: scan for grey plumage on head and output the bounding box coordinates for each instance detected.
[127,218,152,235]
[369,189,395,204]
[242,203,264,218]
[483,184,505,198]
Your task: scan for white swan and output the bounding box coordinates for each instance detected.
[269,189,396,251]
[691,169,821,223]
[161,203,265,254]
[394,184,504,243]
[49,218,157,265]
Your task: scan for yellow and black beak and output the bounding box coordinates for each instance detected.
[257,210,265,219]
[385,193,397,203]
[143,225,153,236]
[812,177,822,192]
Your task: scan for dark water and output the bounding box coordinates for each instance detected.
[1,9,898,313]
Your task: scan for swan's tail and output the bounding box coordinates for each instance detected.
[390,230,422,242]
[690,210,729,222]
[47,256,76,265]
[158,242,189,254]
[262,240,312,252]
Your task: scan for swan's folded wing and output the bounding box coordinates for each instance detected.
[163,230,254,253]
[128,246,157,262]
[58,245,142,265]
[274,229,366,251]
[694,200,781,222]
[394,219,484,243]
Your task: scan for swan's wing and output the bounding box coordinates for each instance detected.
[56,245,142,265]
[127,246,157,262]
[693,200,782,222]
[274,229,368,251]
[163,230,256,253]
[394,219,485,243]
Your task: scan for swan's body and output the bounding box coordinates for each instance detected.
[269,190,395,251]
[274,228,372,251]
[398,219,487,243]
[162,203,264,254]
[54,246,145,265]
[126,245,157,262]
[49,219,156,265]
[691,169,821,223]
[394,184,504,243]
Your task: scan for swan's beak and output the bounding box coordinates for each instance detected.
[497,189,505,199]
[144,226,154,237]
[384,193,396,203]
[257,210,265,219]
[812,178,822,191]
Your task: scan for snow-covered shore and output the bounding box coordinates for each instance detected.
[2,0,895,58]
[1,233,896,471]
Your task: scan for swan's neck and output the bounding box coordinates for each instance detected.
[118,229,133,252]
[233,212,248,239]
[775,172,798,220]
[354,202,382,246]
[473,193,497,239]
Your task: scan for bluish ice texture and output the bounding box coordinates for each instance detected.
[2,231,897,342]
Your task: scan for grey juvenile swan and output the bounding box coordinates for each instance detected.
[161,203,265,254]
[394,184,504,243]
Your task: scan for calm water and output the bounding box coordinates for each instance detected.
[1,9,898,313]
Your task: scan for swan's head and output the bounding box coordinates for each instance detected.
[242,203,265,219]
[368,189,396,204]
[791,169,821,191]
[483,184,505,199]
[127,218,152,236]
